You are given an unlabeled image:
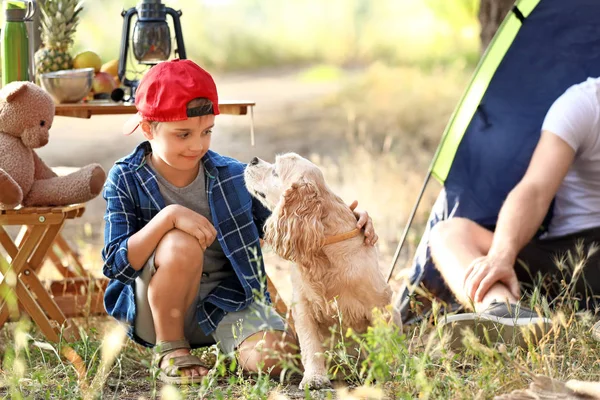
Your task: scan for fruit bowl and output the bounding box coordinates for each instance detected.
[39,68,94,104]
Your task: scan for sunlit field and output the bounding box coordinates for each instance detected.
[2,1,598,399]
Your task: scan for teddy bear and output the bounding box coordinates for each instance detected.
[0,81,106,210]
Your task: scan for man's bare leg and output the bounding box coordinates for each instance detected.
[429,217,518,311]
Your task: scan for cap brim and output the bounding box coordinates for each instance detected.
[122,112,143,135]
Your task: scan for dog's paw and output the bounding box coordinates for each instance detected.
[299,374,332,390]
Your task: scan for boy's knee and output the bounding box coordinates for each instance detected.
[154,229,204,273]
[237,330,299,375]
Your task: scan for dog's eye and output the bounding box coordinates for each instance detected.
[272,169,278,177]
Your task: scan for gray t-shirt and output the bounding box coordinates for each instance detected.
[147,155,233,282]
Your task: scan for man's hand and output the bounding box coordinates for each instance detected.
[167,204,217,251]
[463,255,521,304]
[349,200,378,246]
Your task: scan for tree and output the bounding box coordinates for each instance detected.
[478,0,515,53]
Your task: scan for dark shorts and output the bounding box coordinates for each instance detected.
[516,226,600,310]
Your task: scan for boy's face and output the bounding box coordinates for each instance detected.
[141,115,215,171]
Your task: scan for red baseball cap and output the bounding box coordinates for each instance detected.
[122,59,220,135]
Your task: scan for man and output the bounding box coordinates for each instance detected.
[429,77,600,349]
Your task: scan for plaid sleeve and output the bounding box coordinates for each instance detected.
[101,165,141,284]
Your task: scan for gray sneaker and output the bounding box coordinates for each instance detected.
[438,301,552,351]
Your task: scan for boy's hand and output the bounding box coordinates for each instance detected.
[166,204,217,251]
[349,200,378,246]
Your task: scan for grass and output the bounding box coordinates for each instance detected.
[1,193,599,400]
[308,62,471,272]
[1,277,599,399]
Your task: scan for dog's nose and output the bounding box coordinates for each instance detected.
[250,157,259,166]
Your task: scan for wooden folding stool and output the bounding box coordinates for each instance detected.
[0,204,105,342]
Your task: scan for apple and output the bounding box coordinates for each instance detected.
[92,72,117,94]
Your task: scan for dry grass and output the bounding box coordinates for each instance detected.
[311,62,470,273]
[1,279,599,399]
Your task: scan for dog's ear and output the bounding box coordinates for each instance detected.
[264,178,324,263]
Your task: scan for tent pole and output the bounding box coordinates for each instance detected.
[386,169,432,283]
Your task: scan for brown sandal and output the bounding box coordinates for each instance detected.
[153,339,211,384]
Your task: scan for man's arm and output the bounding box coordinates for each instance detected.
[488,130,575,262]
[490,83,597,263]
[466,82,598,303]
[465,131,576,302]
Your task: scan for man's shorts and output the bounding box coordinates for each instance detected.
[133,252,286,354]
[516,226,600,309]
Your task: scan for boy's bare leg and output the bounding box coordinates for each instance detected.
[237,330,299,377]
[429,217,518,311]
[148,229,206,377]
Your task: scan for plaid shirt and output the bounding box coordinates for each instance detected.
[101,142,272,345]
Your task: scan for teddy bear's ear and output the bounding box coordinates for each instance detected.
[0,82,28,102]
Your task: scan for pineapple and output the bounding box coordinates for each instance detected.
[34,0,84,76]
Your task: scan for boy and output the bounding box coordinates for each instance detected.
[101,59,378,384]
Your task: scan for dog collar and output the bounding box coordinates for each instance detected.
[322,228,362,246]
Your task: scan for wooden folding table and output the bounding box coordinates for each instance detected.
[54,100,256,118]
[54,99,258,146]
